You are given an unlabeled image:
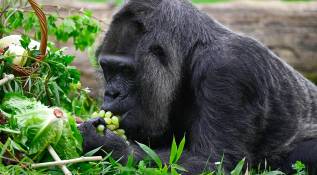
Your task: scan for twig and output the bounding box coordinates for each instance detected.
[0,74,15,86]
[31,156,103,168]
[47,145,72,175]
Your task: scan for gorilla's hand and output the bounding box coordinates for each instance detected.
[78,117,130,161]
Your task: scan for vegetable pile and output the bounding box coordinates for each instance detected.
[0,1,103,173]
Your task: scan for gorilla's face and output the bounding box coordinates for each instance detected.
[96,2,185,140]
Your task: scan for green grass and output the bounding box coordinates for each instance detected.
[0,136,309,175]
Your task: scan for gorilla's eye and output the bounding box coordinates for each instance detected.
[149,45,168,66]
[134,21,146,33]
[122,66,135,76]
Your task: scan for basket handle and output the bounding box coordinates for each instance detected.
[28,0,48,61]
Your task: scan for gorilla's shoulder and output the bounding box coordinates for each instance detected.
[189,33,276,72]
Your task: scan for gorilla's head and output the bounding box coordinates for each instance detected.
[96,0,208,140]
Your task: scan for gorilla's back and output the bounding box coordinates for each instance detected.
[291,69,317,140]
[254,44,317,155]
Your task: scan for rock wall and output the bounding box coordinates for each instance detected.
[197,1,317,72]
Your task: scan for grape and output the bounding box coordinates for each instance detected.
[97,124,105,132]
[116,129,125,136]
[104,111,112,118]
[111,116,119,127]
[98,110,106,117]
[104,118,112,125]
[107,124,118,131]
[92,112,99,118]
[121,135,127,140]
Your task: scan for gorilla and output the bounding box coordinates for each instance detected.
[79,0,317,174]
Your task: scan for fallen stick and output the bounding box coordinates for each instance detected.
[31,156,103,168]
[47,145,72,175]
[0,74,14,86]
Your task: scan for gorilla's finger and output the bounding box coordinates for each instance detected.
[90,117,107,127]
[78,119,105,138]
[78,120,94,135]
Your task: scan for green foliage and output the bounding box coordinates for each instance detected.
[0,0,100,116]
[19,35,31,50]
[137,141,163,169]
[0,36,98,116]
[292,161,307,175]
[135,136,187,175]
[230,158,245,175]
[53,10,100,51]
[0,140,311,175]
[0,2,100,51]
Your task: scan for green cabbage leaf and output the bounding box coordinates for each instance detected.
[0,93,82,160]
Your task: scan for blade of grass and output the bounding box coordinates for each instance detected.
[175,136,185,163]
[169,137,177,164]
[136,141,162,169]
[231,158,245,175]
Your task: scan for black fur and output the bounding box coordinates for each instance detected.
[79,0,317,174]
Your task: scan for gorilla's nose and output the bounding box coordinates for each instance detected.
[101,89,121,112]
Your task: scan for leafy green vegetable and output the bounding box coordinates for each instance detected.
[0,93,82,160]
[53,119,81,159]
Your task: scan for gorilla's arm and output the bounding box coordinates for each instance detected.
[78,118,213,174]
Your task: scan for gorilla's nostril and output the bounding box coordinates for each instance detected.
[112,92,120,99]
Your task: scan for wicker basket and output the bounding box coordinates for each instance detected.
[10,0,48,76]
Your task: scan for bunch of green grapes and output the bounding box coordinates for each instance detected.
[92,110,127,141]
